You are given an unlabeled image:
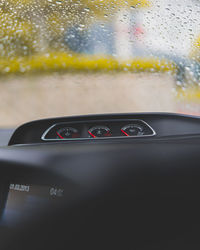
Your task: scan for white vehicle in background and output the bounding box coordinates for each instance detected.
[65,0,200,86]
[137,0,200,86]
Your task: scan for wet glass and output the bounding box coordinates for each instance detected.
[0,0,200,127]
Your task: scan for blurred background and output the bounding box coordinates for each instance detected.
[0,0,200,127]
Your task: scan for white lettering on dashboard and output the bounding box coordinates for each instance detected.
[9,184,30,192]
[49,187,64,197]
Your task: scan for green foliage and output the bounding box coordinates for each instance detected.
[190,35,200,61]
[0,52,176,75]
[0,10,37,57]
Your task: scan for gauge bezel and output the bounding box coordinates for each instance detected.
[88,125,112,138]
[121,123,146,136]
[56,127,80,139]
[41,119,156,141]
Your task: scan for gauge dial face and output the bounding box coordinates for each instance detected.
[88,126,111,138]
[56,127,79,139]
[121,124,144,136]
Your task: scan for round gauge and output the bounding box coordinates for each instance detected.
[56,127,79,139]
[88,126,111,138]
[121,124,144,136]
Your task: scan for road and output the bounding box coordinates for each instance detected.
[0,72,176,127]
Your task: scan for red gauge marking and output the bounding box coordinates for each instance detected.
[88,131,96,138]
[104,131,111,137]
[72,133,79,138]
[56,132,64,139]
[121,129,129,137]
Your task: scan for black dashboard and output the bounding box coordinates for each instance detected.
[2,113,200,249]
[8,113,200,145]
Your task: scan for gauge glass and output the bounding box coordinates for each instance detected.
[88,126,111,138]
[121,124,144,136]
[56,127,79,139]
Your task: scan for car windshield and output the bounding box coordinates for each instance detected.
[0,0,200,127]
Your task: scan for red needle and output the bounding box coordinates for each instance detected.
[121,129,129,137]
[104,131,111,137]
[88,131,96,138]
[56,132,64,139]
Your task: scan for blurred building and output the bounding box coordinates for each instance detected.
[65,0,200,60]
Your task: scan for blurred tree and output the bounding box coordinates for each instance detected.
[0,9,36,57]
[0,0,150,56]
[191,35,200,61]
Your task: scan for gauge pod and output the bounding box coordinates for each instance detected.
[41,118,156,141]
